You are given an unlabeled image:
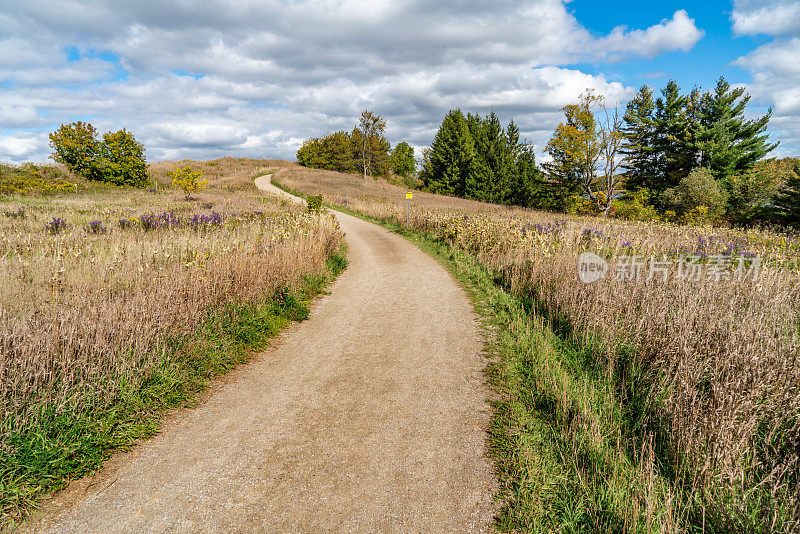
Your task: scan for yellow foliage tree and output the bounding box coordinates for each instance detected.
[544,90,627,217]
[169,167,208,200]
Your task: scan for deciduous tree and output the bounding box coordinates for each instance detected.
[544,91,627,216]
[357,110,387,179]
[98,129,148,186]
[49,122,102,180]
[169,166,208,200]
[49,122,149,186]
[389,142,416,177]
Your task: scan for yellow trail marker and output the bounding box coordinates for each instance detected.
[406,192,413,199]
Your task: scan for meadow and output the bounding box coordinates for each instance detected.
[278,166,800,533]
[0,159,343,526]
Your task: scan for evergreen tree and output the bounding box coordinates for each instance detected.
[424,109,475,197]
[653,80,697,193]
[504,119,521,204]
[621,85,657,189]
[772,164,800,225]
[464,113,492,201]
[696,77,778,184]
[509,142,549,208]
[466,111,512,203]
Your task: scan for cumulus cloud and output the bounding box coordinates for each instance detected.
[0,1,703,163]
[0,132,49,162]
[597,10,704,60]
[732,0,800,36]
[732,1,800,156]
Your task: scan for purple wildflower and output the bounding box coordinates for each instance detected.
[46,217,70,235]
[83,220,109,234]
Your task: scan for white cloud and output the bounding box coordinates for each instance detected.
[0,133,48,161]
[0,105,39,127]
[732,1,800,156]
[732,0,800,36]
[598,10,704,59]
[0,1,703,163]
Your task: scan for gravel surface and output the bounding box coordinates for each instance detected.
[26,172,495,533]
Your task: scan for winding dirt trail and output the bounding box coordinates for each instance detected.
[28,172,494,533]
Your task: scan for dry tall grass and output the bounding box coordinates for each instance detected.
[1,160,341,445]
[279,166,800,531]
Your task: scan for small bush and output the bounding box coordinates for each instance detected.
[307,194,323,213]
[611,189,660,221]
[169,167,208,200]
[0,164,76,196]
[663,167,727,218]
[564,194,600,215]
[683,205,713,226]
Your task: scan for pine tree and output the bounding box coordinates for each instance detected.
[503,119,522,204]
[424,109,476,197]
[466,111,512,203]
[696,77,778,185]
[772,164,800,225]
[464,113,492,201]
[509,142,547,208]
[653,80,697,193]
[621,85,657,190]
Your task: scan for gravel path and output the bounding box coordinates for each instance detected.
[27,172,494,533]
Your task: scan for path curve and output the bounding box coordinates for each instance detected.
[28,171,494,533]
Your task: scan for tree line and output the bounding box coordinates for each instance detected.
[418,110,542,207]
[418,77,799,225]
[296,110,416,180]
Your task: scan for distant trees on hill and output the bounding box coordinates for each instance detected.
[419,110,543,207]
[297,77,800,226]
[296,110,402,178]
[296,130,361,174]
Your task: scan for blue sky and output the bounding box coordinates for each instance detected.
[572,1,750,88]
[0,0,798,163]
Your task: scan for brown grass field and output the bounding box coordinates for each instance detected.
[0,159,342,524]
[278,165,800,532]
